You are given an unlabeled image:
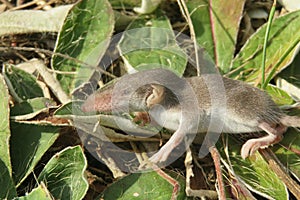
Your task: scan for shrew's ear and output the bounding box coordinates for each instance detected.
[146,84,165,107]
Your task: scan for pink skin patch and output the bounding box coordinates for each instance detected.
[81,92,112,112]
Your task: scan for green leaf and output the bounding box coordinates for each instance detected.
[272,128,300,180]
[218,135,288,199]
[0,74,17,199]
[186,0,244,73]
[114,11,136,31]
[52,0,114,94]
[54,100,85,116]
[230,10,300,82]
[54,101,158,136]
[102,171,187,200]
[17,184,52,200]
[0,5,71,36]
[10,97,56,118]
[276,51,300,99]
[3,63,44,102]
[265,84,294,106]
[10,123,60,186]
[109,0,140,9]
[118,10,187,76]
[38,146,88,200]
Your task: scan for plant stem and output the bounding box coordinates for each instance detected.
[261,0,276,89]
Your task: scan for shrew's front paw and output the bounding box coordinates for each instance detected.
[149,146,171,163]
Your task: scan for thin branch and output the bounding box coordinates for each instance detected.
[260,148,300,199]
[9,0,38,10]
[0,46,116,78]
[210,146,226,200]
[261,0,276,89]
[177,0,201,76]
[0,0,14,9]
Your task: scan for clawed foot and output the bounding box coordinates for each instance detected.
[149,146,171,163]
[241,134,282,159]
[241,122,286,159]
[241,139,266,159]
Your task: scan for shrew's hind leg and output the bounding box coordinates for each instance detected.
[241,122,287,159]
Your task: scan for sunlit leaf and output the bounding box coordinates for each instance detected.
[102,171,187,199]
[265,84,294,105]
[10,123,59,186]
[0,74,17,199]
[218,135,288,199]
[3,63,43,102]
[230,10,300,83]
[118,10,187,76]
[38,146,88,200]
[272,128,300,180]
[17,184,52,200]
[52,0,114,94]
[187,0,245,73]
[0,5,71,36]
